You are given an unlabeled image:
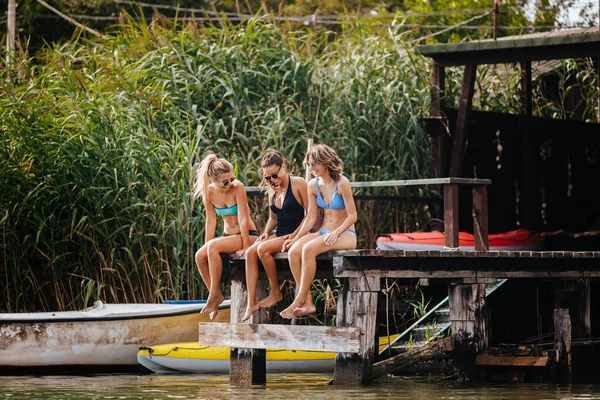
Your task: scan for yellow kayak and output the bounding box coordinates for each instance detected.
[138,334,399,374]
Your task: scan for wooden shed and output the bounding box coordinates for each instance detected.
[416,28,600,240]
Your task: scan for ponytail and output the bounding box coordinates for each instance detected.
[194,154,233,199]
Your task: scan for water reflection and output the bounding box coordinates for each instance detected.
[1,374,600,399]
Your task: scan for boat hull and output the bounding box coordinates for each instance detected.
[0,301,230,368]
[376,229,544,251]
[137,335,400,374]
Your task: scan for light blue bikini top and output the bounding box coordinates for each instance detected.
[316,176,346,211]
[215,204,238,216]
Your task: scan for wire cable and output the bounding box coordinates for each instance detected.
[410,8,495,43]
[35,0,107,39]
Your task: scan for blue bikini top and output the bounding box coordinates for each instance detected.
[215,204,238,216]
[316,177,346,211]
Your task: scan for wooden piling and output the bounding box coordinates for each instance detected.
[448,283,488,373]
[333,273,380,385]
[229,279,268,386]
[553,308,572,383]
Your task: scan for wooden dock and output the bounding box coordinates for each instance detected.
[197,178,597,385]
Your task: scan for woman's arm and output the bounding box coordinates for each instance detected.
[235,183,253,250]
[332,177,358,236]
[260,193,278,240]
[282,179,318,250]
[287,177,309,239]
[203,193,217,243]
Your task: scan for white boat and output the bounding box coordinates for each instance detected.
[0,300,230,371]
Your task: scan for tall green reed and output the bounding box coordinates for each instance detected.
[0,17,433,312]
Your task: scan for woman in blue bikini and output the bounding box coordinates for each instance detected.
[194,154,258,319]
[280,144,357,319]
[241,151,308,322]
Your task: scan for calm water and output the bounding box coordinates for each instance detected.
[2,374,600,400]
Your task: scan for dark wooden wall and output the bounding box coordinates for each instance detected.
[443,108,600,236]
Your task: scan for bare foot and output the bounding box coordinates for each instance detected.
[241,303,260,322]
[258,292,283,308]
[209,309,219,320]
[294,303,316,317]
[201,292,225,317]
[280,298,304,319]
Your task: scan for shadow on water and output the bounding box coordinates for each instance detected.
[1,374,600,399]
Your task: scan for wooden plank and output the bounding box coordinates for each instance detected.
[334,277,379,385]
[473,185,489,251]
[474,355,549,367]
[244,177,492,193]
[449,63,477,177]
[444,184,459,248]
[199,323,361,353]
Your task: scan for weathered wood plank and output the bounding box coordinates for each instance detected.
[229,280,267,386]
[474,355,549,367]
[554,308,572,383]
[199,323,361,353]
[444,184,459,248]
[334,277,379,385]
[372,336,453,378]
[449,284,488,355]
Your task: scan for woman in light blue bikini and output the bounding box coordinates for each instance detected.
[194,154,258,319]
[280,144,357,319]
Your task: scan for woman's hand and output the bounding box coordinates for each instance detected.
[234,248,247,258]
[257,232,269,242]
[323,229,340,246]
[281,238,296,252]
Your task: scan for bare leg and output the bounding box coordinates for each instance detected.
[281,231,357,319]
[242,243,260,322]
[256,237,286,308]
[195,243,211,291]
[200,236,247,319]
[279,233,320,319]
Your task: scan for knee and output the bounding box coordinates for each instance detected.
[195,248,208,264]
[246,244,258,259]
[257,243,272,260]
[288,243,303,260]
[302,244,319,259]
[206,241,221,257]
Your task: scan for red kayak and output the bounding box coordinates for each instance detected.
[376,229,544,251]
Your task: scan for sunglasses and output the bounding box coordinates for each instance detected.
[264,165,282,181]
[221,176,235,186]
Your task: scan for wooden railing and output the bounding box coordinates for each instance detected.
[246,177,492,250]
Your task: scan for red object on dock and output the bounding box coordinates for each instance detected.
[376,228,544,251]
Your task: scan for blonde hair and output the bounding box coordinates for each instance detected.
[194,154,233,199]
[260,150,286,196]
[304,144,343,181]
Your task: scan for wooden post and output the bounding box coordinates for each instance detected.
[554,280,591,338]
[519,61,539,231]
[449,63,477,177]
[333,273,380,385]
[553,308,572,383]
[448,284,488,373]
[305,138,314,181]
[472,185,489,251]
[444,184,459,248]
[229,279,268,386]
[6,0,16,63]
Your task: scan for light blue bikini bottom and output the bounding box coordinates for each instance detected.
[319,228,357,236]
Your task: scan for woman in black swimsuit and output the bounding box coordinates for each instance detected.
[242,151,308,322]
